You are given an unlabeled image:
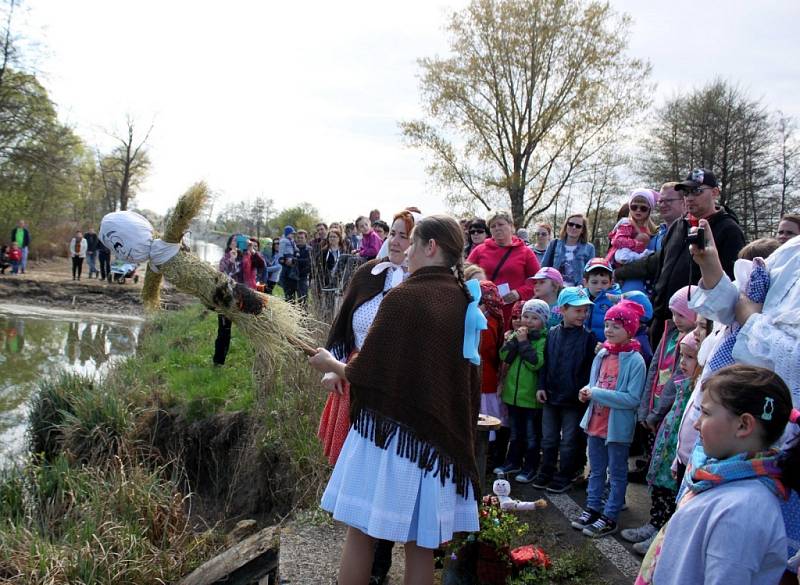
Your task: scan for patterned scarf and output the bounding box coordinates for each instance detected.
[637,446,787,585]
[601,338,641,355]
[479,280,504,323]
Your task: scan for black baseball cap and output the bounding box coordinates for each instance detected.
[675,168,719,192]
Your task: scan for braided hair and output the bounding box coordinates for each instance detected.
[412,214,471,301]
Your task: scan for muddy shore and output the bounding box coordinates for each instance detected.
[0,257,195,314]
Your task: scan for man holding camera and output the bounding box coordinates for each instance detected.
[648,168,744,346]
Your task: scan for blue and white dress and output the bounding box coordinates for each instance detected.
[320,272,479,549]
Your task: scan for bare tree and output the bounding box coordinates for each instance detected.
[102,115,152,210]
[401,0,651,227]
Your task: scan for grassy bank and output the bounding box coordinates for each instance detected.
[0,303,329,583]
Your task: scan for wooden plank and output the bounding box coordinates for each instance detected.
[179,526,280,585]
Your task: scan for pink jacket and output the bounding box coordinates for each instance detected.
[468,237,541,327]
[358,230,383,259]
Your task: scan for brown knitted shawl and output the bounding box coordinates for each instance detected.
[344,266,481,499]
[325,258,386,359]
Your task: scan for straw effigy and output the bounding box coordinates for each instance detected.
[140,182,316,399]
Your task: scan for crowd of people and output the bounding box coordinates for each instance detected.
[299,169,800,585]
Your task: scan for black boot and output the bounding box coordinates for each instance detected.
[489,426,511,471]
[369,539,393,584]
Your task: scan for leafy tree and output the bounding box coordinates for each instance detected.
[270,203,321,236]
[401,0,651,227]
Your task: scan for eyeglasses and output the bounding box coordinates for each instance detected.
[469,229,486,235]
[657,197,683,205]
[566,222,584,229]
[629,204,650,212]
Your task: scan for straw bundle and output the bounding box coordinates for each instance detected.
[140,182,317,397]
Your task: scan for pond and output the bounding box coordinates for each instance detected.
[0,305,142,466]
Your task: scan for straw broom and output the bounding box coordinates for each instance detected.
[141,182,317,398]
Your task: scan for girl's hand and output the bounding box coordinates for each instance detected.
[308,347,336,373]
[578,386,591,402]
[536,389,547,403]
[321,372,344,395]
[502,290,520,304]
[516,326,528,341]
[735,292,763,326]
[594,342,603,354]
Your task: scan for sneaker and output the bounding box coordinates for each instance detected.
[633,532,657,555]
[493,462,522,475]
[546,478,572,493]
[621,523,657,544]
[582,515,618,538]
[570,508,600,531]
[514,468,537,483]
[531,474,551,489]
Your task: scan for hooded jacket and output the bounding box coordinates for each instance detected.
[499,331,546,408]
[584,283,623,342]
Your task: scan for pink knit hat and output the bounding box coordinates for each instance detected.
[680,332,699,352]
[629,188,658,210]
[605,300,645,337]
[668,286,698,321]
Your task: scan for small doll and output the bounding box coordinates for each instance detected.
[492,478,547,512]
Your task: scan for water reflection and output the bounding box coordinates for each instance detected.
[0,308,141,465]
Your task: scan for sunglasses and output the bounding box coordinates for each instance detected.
[684,187,713,197]
[629,204,650,212]
[566,222,584,229]
[469,229,486,235]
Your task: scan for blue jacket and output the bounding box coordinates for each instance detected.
[541,239,595,287]
[580,348,646,445]
[584,283,622,342]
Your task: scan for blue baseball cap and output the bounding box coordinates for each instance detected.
[621,290,653,322]
[283,225,295,236]
[557,286,594,308]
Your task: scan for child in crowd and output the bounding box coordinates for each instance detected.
[463,262,487,282]
[582,258,622,342]
[478,280,506,457]
[620,290,654,369]
[494,299,549,483]
[623,333,701,554]
[606,189,658,267]
[530,267,564,327]
[633,286,696,480]
[571,300,646,537]
[489,299,525,469]
[533,287,597,493]
[355,215,383,260]
[636,365,799,585]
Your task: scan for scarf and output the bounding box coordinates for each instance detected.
[344,266,481,498]
[74,238,82,254]
[601,339,641,355]
[325,258,387,360]
[479,280,503,322]
[678,446,788,502]
[637,446,787,585]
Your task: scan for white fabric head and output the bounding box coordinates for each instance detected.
[100,211,154,263]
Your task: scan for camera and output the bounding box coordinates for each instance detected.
[686,226,705,250]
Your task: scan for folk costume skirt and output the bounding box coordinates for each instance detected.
[321,425,479,549]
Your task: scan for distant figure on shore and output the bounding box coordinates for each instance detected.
[69,231,87,281]
[10,220,30,274]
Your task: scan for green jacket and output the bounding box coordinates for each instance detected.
[499,330,546,408]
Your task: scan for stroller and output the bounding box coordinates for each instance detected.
[110,260,139,284]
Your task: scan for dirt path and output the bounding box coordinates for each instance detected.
[0,257,195,315]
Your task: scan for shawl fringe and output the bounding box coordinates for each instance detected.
[353,408,477,499]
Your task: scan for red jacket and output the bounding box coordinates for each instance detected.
[479,314,504,393]
[7,247,21,262]
[468,237,540,327]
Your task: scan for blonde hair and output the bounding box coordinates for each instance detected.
[486,209,514,229]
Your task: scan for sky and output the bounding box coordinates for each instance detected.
[16,0,800,224]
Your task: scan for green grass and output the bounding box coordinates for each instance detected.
[4,302,330,582]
